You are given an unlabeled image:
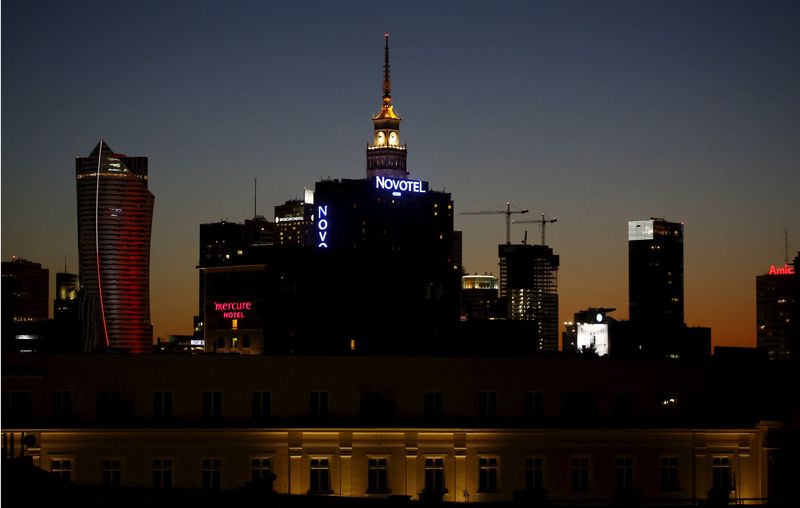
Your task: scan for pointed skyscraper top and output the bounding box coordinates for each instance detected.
[383,33,391,98]
[374,33,400,121]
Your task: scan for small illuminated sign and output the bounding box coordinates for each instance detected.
[276,216,304,223]
[374,176,427,196]
[317,205,329,248]
[214,301,252,319]
[769,264,795,275]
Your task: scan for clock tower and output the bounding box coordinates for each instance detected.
[367,34,408,180]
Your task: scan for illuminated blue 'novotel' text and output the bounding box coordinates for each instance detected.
[317,205,328,248]
[374,176,427,195]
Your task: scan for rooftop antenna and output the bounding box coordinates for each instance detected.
[254,178,257,218]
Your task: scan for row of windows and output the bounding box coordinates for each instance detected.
[9,389,680,420]
[49,454,726,493]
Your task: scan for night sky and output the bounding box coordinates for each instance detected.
[3,0,799,347]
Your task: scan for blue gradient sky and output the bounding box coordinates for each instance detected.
[3,0,799,346]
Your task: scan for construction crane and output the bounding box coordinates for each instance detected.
[513,213,557,245]
[461,202,529,245]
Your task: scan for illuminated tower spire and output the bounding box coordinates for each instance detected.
[367,33,408,180]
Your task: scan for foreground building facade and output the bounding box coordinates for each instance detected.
[3,354,794,504]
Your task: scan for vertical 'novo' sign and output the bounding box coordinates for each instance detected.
[317,205,329,248]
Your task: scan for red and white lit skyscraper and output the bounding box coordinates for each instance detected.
[76,140,154,352]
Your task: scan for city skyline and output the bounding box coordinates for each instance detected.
[3,0,799,347]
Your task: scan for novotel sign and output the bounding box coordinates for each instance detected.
[214,301,252,319]
[374,176,427,196]
[317,205,329,248]
[769,264,795,275]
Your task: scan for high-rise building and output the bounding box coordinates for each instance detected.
[461,274,499,321]
[1,257,49,324]
[54,272,78,322]
[628,218,684,328]
[756,255,799,359]
[498,244,560,351]
[76,140,154,352]
[310,35,460,350]
[275,197,314,246]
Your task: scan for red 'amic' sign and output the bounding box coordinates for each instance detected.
[768,264,795,275]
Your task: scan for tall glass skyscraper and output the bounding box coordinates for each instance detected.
[76,140,154,352]
[628,218,684,328]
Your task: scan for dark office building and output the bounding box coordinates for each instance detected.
[628,218,684,327]
[1,257,49,324]
[461,274,499,321]
[75,140,154,352]
[498,244,560,351]
[1,258,50,353]
[308,34,460,350]
[756,254,799,360]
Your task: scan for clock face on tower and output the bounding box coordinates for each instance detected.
[375,131,386,146]
[388,131,398,146]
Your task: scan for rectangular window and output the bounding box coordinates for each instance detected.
[152,458,172,489]
[252,391,272,419]
[309,457,330,493]
[615,456,634,490]
[50,458,73,483]
[659,456,679,491]
[478,457,498,492]
[424,392,443,418]
[203,391,222,420]
[524,457,544,490]
[712,456,731,491]
[97,390,127,420]
[153,391,173,419]
[310,391,329,417]
[251,457,273,483]
[101,459,122,488]
[52,390,73,419]
[202,458,222,490]
[613,392,635,417]
[570,457,590,492]
[424,457,445,492]
[478,392,497,418]
[2,391,32,420]
[524,391,543,417]
[368,457,389,493]
[360,391,386,417]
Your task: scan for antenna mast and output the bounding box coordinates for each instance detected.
[254,178,257,218]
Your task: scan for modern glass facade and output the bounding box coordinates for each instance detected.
[76,140,154,352]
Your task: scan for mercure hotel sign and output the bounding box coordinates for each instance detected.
[214,301,252,319]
